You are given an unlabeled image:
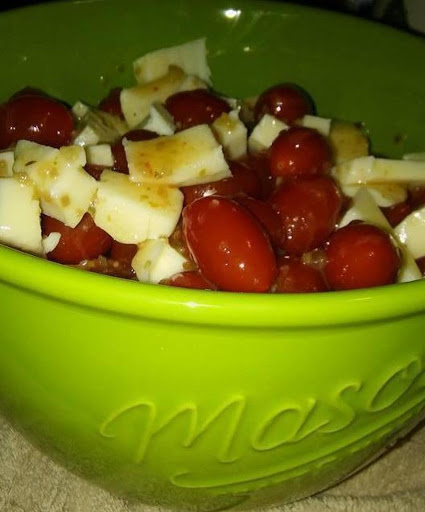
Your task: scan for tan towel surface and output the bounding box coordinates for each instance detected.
[1,415,425,512]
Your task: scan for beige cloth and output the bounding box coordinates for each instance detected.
[1,415,425,512]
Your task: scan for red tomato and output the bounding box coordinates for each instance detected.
[382,201,412,227]
[236,196,284,248]
[324,223,401,290]
[161,271,216,290]
[0,95,74,149]
[84,164,106,181]
[409,186,425,211]
[273,257,328,293]
[183,196,277,292]
[165,89,230,130]
[109,241,138,266]
[98,87,124,119]
[243,154,277,200]
[254,83,314,125]
[269,126,332,178]
[42,213,113,265]
[112,129,158,174]
[269,176,342,255]
[181,161,262,205]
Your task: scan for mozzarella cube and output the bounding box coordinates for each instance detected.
[329,121,370,164]
[125,124,230,186]
[0,151,15,177]
[141,102,175,136]
[132,239,188,283]
[178,74,209,93]
[133,38,211,85]
[394,207,425,259]
[248,114,289,154]
[121,66,186,128]
[85,144,114,167]
[334,156,425,186]
[15,141,97,228]
[0,177,43,255]
[338,187,392,231]
[340,182,407,207]
[212,110,247,160]
[72,101,90,120]
[73,109,125,146]
[299,115,331,137]
[93,170,183,244]
[42,232,61,254]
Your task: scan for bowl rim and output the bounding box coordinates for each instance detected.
[1,244,424,328]
[1,0,425,329]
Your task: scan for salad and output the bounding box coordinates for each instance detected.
[0,38,424,293]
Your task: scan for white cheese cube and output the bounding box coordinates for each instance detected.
[334,156,425,186]
[329,121,370,164]
[72,101,90,120]
[73,109,124,146]
[0,151,15,177]
[212,110,247,160]
[42,232,61,253]
[141,102,175,136]
[0,177,43,255]
[85,144,114,167]
[133,38,211,85]
[121,66,186,128]
[93,170,183,244]
[340,182,407,207]
[403,152,425,161]
[125,124,231,186]
[178,74,209,93]
[248,114,289,154]
[299,115,331,137]
[338,187,392,231]
[15,141,97,228]
[132,239,187,283]
[394,207,425,259]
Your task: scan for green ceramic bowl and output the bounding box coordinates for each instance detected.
[1,0,425,510]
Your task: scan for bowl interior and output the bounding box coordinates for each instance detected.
[0,0,425,323]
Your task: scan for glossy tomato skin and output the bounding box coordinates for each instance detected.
[382,201,412,227]
[269,126,333,178]
[269,176,343,255]
[273,257,328,293]
[236,196,284,248]
[324,222,401,291]
[0,94,74,149]
[98,87,124,119]
[42,213,113,265]
[181,161,262,205]
[109,241,138,265]
[165,89,230,130]
[161,271,216,290]
[112,129,158,174]
[254,83,315,125]
[183,196,277,292]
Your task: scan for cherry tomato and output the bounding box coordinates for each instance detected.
[269,126,332,178]
[183,196,277,292]
[409,186,425,211]
[181,161,261,205]
[269,176,342,255]
[109,241,138,266]
[254,83,315,125]
[416,256,425,276]
[382,201,412,227]
[161,271,216,290]
[243,154,276,200]
[98,87,124,119]
[165,89,230,130]
[112,128,158,174]
[236,196,284,248]
[0,94,74,149]
[324,223,401,291]
[273,257,328,293]
[84,164,107,181]
[42,213,113,265]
